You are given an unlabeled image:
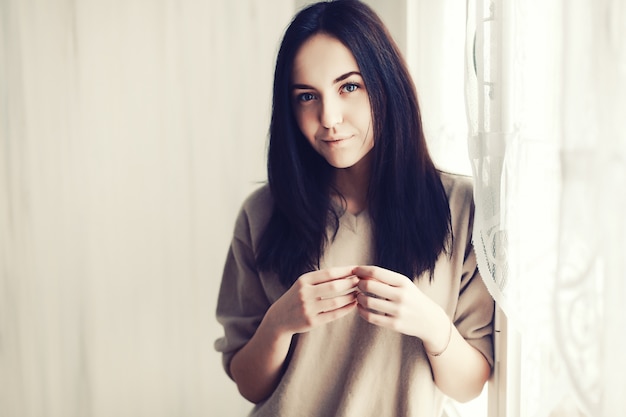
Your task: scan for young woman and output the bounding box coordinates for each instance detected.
[215,1,494,415]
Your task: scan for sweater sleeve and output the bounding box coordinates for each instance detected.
[452,179,495,368]
[214,201,273,379]
[454,246,495,368]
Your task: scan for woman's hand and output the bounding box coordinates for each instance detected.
[353,265,491,402]
[267,265,359,336]
[353,265,449,349]
[230,265,358,403]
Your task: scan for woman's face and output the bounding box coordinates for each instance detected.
[291,33,374,170]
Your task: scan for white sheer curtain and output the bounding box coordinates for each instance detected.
[0,1,292,416]
[407,0,471,176]
[467,0,626,416]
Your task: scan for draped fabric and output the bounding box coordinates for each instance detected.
[466,0,626,416]
[0,1,292,416]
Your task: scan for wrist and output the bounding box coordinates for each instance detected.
[262,303,295,342]
[423,308,453,356]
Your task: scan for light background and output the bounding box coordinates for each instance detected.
[0,1,471,416]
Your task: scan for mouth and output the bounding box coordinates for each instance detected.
[321,135,353,144]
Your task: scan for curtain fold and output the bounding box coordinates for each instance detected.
[0,1,292,416]
[467,0,626,416]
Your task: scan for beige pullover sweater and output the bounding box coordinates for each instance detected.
[215,172,494,417]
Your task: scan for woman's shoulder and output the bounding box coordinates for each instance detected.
[438,170,475,214]
[234,183,274,242]
[438,170,474,198]
[241,182,273,213]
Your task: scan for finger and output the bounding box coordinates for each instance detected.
[316,275,359,298]
[353,265,408,287]
[356,292,397,316]
[356,278,398,302]
[318,292,358,313]
[303,265,358,285]
[356,302,395,327]
[319,299,357,322]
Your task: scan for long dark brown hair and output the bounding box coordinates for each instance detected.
[257,0,451,286]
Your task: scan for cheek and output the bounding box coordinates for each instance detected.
[352,100,374,135]
[294,110,318,142]
[365,125,375,147]
[358,113,375,144]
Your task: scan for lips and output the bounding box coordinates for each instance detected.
[320,134,353,143]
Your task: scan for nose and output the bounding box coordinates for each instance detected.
[320,96,343,129]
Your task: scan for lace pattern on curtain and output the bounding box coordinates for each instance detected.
[465,0,626,416]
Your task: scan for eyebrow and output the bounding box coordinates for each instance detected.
[291,71,362,90]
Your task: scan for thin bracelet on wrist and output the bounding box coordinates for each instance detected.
[427,321,453,357]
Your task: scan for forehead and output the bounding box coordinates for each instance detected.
[291,33,360,84]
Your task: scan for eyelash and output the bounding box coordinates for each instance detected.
[341,82,360,93]
[297,92,316,102]
[295,82,362,103]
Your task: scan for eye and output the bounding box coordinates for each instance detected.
[341,83,359,93]
[296,92,316,102]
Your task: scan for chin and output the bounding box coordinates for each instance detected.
[324,158,357,169]
[323,152,372,170]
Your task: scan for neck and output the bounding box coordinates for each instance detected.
[332,152,372,215]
